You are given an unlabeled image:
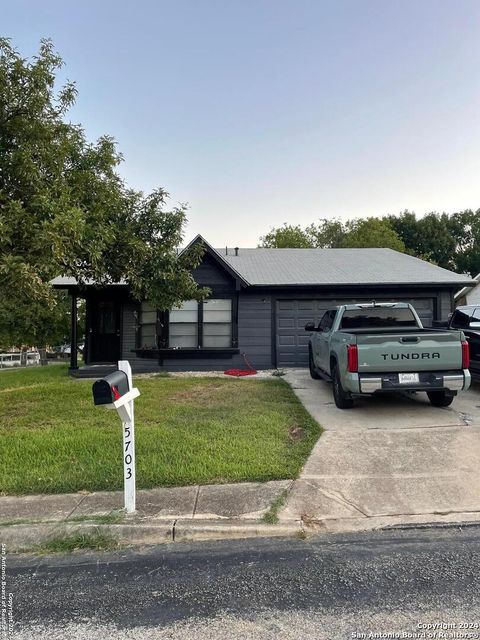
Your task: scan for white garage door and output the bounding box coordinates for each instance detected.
[276,297,435,367]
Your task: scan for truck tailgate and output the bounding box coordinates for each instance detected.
[354,331,463,373]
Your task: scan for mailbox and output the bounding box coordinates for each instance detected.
[92,370,130,406]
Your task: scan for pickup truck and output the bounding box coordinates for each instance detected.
[440,305,480,380]
[305,302,470,409]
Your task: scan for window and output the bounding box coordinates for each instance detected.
[169,300,199,348]
[140,302,157,347]
[318,310,336,332]
[137,298,235,350]
[451,307,480,329]
[203,299,232,347]
[340,307,417,330]
[471,308,480,327]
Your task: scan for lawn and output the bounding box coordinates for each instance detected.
[0,365,321,495]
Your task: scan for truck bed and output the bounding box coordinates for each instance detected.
[338,328,464,373]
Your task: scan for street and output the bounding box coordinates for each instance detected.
[8,525,480,639]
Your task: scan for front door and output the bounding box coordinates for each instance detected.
[89,299,121,363]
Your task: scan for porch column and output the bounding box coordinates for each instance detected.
[70,291,78,371]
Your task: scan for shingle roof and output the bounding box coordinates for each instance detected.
[217,247,474,287]
[50,238,474,289]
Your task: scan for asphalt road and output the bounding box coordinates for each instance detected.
[7,525,480,639]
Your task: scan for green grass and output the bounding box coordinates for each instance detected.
[0,511,124,527]
[261,489,290,524]
[28,530,118,554]
[0,365,322,495]
[66,511,124,525]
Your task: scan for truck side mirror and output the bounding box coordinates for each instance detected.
[304,322,316,332]
[92,370,130,406]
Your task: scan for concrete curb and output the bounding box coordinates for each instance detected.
[286,510,480,535]
[172,519,303,542]
[1,518,304,552]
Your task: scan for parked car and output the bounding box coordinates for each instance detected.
[443,305,480,380]
[305,302,470,409]
[0,351,40,368]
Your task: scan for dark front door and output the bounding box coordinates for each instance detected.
[89,299,121,363]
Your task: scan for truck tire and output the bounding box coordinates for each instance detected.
[332,363,354,409]
[309,348,321,380]
[427,391,455,407]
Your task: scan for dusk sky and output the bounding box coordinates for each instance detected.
[4,0,480,246]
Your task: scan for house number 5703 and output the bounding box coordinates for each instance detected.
[124,426,133,479]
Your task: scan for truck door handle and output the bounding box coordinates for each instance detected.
[400,336,420,343]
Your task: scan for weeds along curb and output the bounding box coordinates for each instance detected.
[1,519,304,553]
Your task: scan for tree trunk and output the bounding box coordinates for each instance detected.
[38,347,48,366]
[20,347,27,367]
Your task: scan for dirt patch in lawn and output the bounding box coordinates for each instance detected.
[289,425,306,442]
[171,383,228,405]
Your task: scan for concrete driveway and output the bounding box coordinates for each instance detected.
[280,369,480,531]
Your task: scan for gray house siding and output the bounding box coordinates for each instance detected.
[119,285,457,372]
[121,303,158,372]
[237,293,272,369]
[192,254,234,289]
[158,292,273,371]
[438,289,454,320]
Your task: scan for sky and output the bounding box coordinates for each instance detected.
[3,0,480,246]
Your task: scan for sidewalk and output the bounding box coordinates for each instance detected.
[0,480,301,550]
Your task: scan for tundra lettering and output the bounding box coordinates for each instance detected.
[381,353,440,360]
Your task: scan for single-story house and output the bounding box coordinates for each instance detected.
[455,272,480,306]
[52,235,474,375]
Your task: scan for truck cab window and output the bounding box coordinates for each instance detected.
[319,310,336,332]
[340,307,417,329]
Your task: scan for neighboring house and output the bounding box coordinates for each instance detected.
[455,273,480,306]
[52,235,474,374]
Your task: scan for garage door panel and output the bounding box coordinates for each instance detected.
[278,300,295,310]
[297,301,316,310]
[277,317,295,329]
[276,297,435,367]
[297,316,316,328]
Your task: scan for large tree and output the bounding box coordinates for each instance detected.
[259,211,480,276]
[340,217,405,252]
[387,211,456,268]
[259,217,405,251]
[259,219,346,249]
[0,39,206,350]
[259,223,315,248]
[444,209,480,276]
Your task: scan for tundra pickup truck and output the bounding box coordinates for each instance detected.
[305,302,470,409]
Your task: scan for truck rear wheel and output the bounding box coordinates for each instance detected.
[427,391,455,407]
[309,348,321,380]
[332,364,354,409]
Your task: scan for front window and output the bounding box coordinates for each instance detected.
[169,300,199,348]
[203,299,232,347]
[169,298,233,348]
[137,298,234,349]
[140,302,157,347]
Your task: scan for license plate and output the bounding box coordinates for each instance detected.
[399,373,419,384]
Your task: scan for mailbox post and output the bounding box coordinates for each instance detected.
[92,360,140,513]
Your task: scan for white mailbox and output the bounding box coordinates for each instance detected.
[92,360,140,513]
